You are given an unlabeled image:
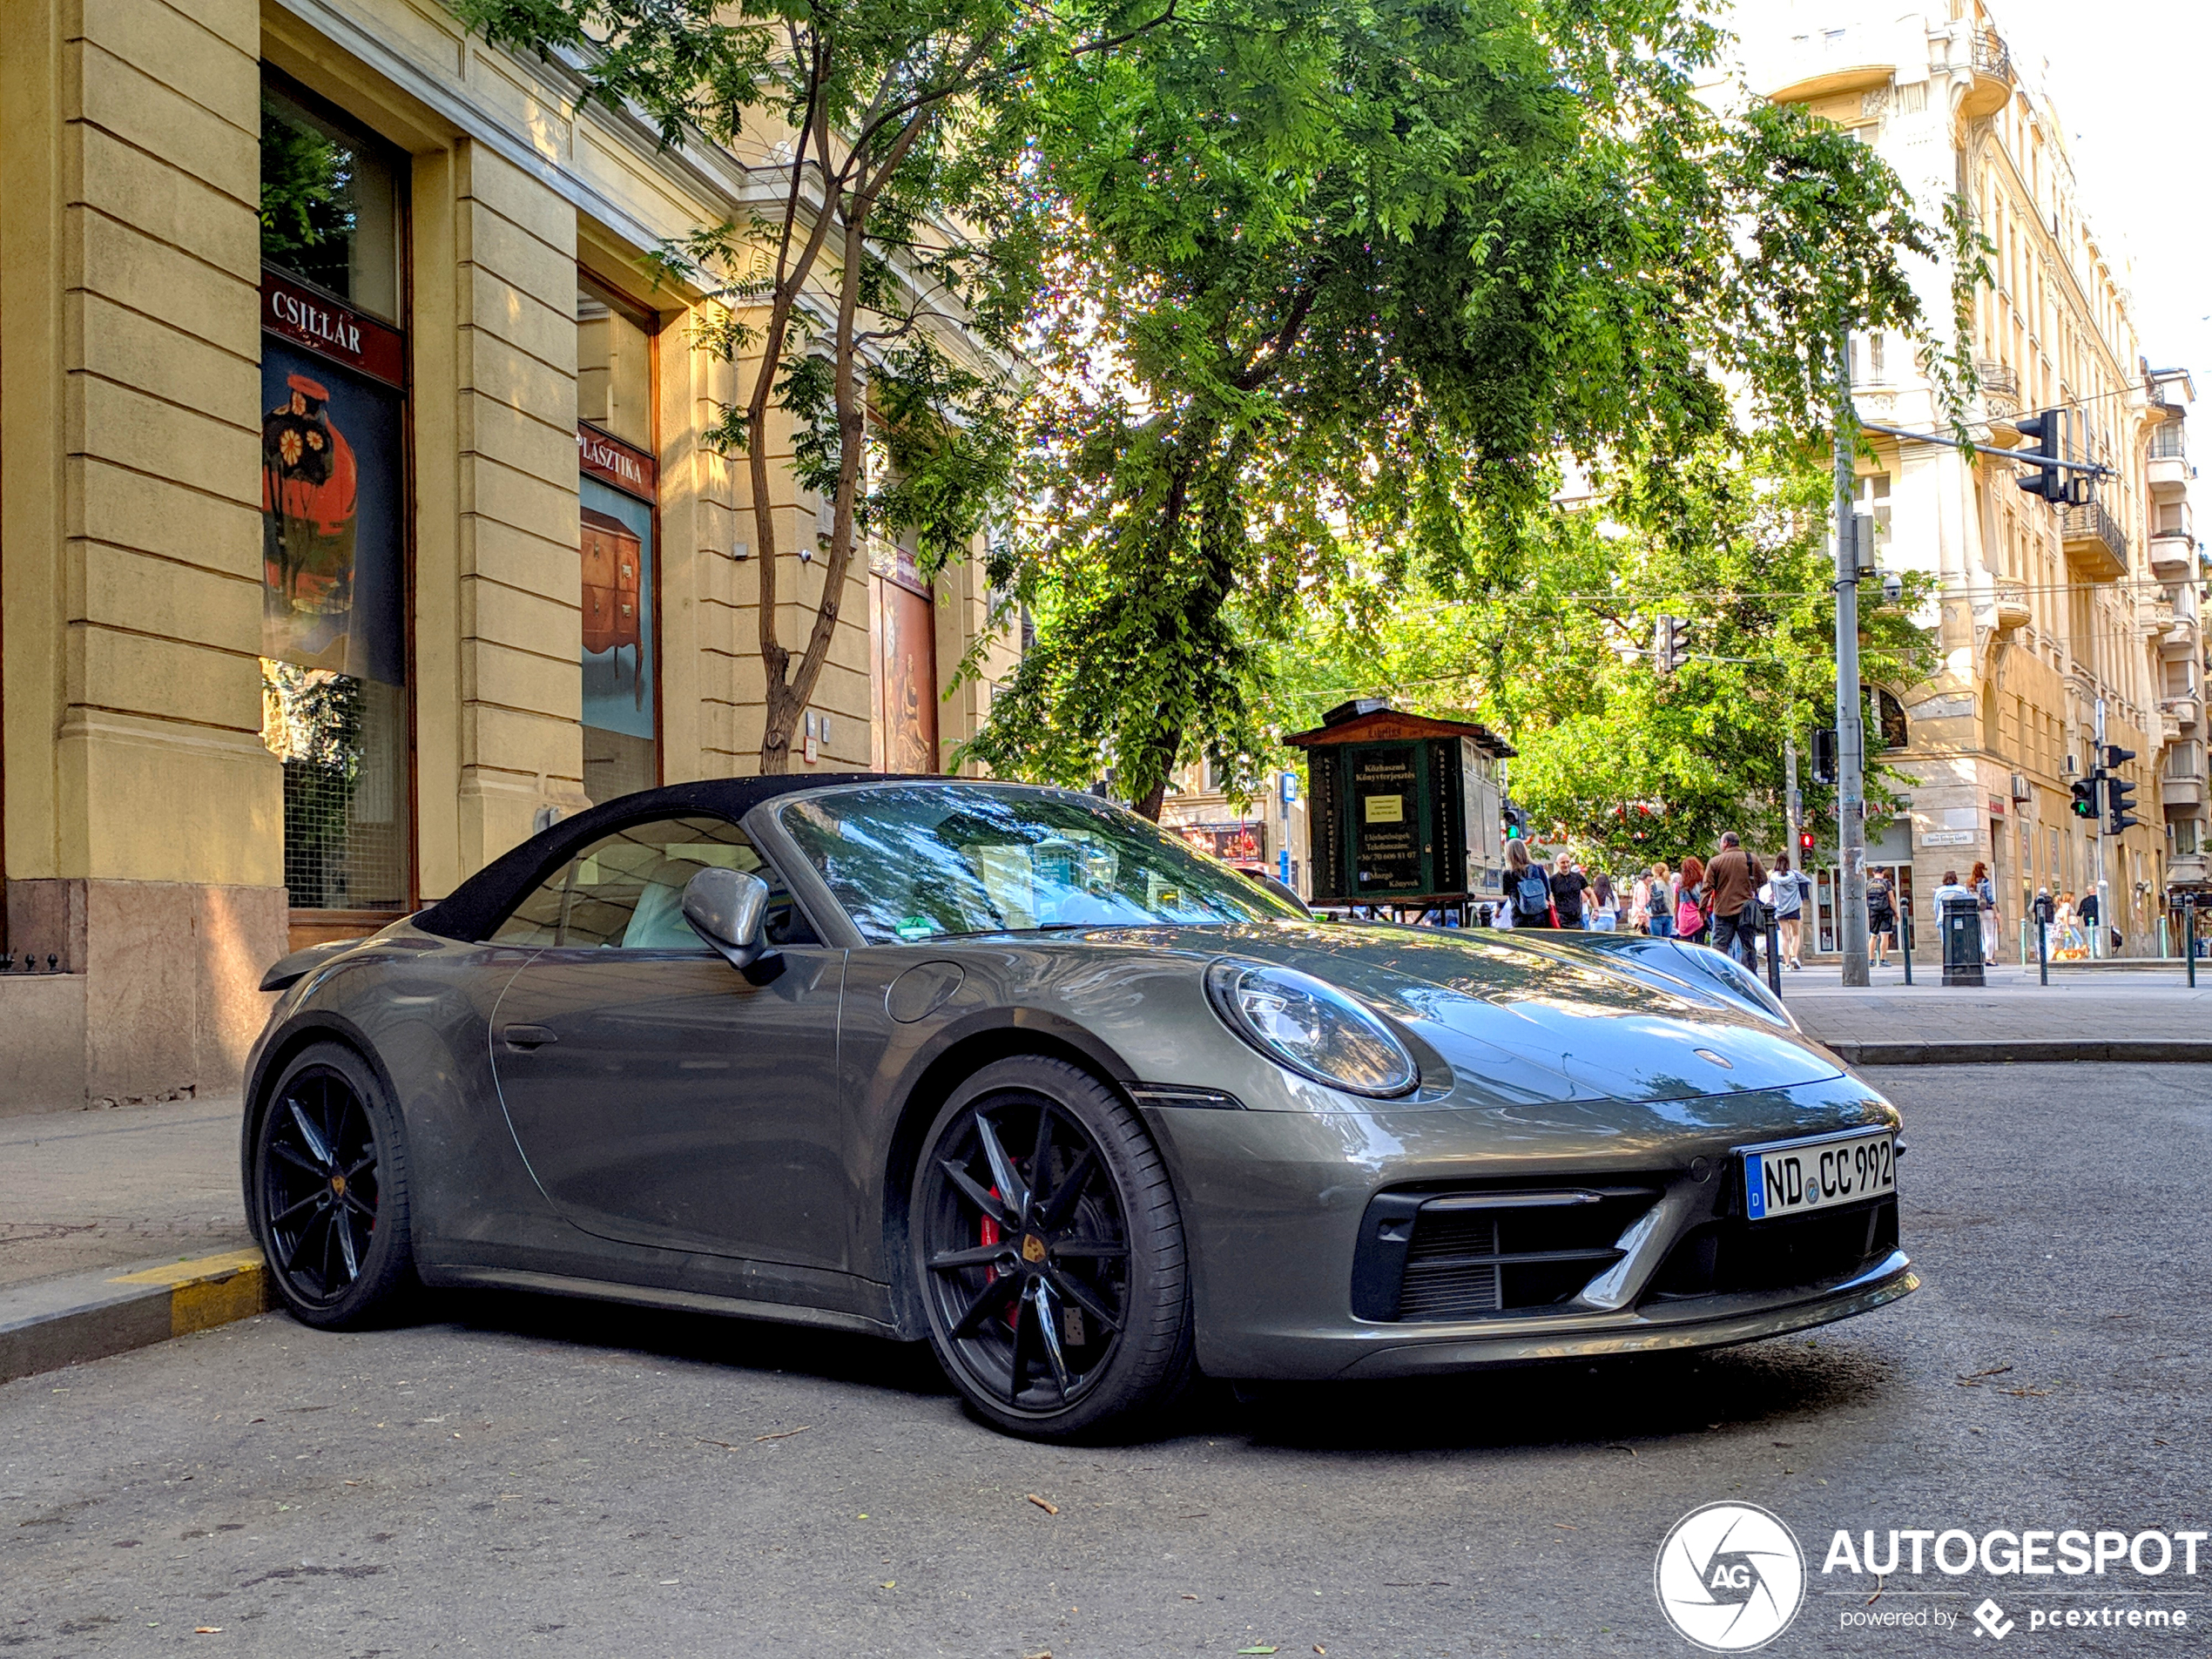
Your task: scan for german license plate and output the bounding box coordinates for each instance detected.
[1742,1128,1896,1221]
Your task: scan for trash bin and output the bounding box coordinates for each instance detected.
[1940,896,1985,987]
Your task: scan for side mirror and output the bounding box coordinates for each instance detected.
[682,867,781,979]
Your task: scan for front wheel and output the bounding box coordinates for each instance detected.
[911,1057,1193,1441]
[250,1042,416,1329]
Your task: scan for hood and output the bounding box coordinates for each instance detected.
[1109,920,1846,1110]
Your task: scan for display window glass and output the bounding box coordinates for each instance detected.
[257,76,412,916]
[577,280,660,806]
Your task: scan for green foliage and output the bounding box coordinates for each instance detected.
[454,0,1063,769]
[961,0,1952,815]
[1264,436,1938,863]
[260,95,357,275]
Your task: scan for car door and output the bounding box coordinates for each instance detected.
[484,813,850,1269]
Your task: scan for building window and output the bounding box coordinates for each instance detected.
[1855,472,1892,550]
[258,77,411,917]
[577,280,661,806]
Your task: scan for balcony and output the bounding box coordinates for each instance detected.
[1993,580,2032,632]
[1761,25,1898,105]
[1960,27,2015,118]
[2160,617,2202,659]
[2060,500,2129,583]
[2148,426,2190,498]
[2150,504,2196,581]
[2164,695,2202,732]
[1975,361,2021,443]
[2162,774,2206,811]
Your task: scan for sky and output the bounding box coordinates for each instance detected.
[1992,0,2211,387]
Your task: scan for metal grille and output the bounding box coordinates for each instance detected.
[1649,1198,1898,1300]
[265,663,408,911]
[1389,1189,1658,1323]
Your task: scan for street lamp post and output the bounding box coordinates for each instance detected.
[1833,330,1871,988]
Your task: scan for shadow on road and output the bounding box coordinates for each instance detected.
[399,1285,1895,1454]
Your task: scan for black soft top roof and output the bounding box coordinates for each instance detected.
[414,772,930,942]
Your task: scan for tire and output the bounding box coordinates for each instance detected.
[250,1041,417,1330]
[910,1056,1193,1441]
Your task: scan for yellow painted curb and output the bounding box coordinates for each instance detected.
[109,1249,270,1337]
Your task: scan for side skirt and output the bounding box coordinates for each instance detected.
[425,1265,909,1341]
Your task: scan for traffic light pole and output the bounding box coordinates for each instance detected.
[2094,699,2109,961]
[1833,331,1871,988]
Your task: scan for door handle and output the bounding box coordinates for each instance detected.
[501,1023,557,1050]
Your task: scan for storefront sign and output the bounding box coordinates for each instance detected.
[578,423,657,500]
[262,271,404,389]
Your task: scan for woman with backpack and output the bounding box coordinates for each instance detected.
[1972,860,1999,965]
[1505,839,1557,927]
[1646,861,1675,937]
[1675,854,1710,946]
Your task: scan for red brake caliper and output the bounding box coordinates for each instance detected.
[979,1187,1019,1328]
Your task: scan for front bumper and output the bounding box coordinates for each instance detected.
[1139,1074,1915,1381]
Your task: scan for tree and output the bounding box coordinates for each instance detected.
[1262,435,1939,862]
[961,0,1950,816]
[456,0,1071,770]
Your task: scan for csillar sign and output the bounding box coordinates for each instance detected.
[261,270,404,390]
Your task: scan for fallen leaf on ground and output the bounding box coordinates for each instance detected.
[195,1629,223,1635]
[1237,1647,1278,1656]
[2004,1386,2051,1398]
[1604,1445,1636,1457]
[1956,1365,2013,1385]
[1026,1494,1059,1515]
[880,1581,895,1589]
[1182,1594,1199,1601]
[1553,1523,1577,1531]
[755,1426,812,1442]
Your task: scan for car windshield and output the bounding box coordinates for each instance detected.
[776,784,1305,944]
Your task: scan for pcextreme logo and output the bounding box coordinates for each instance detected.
[1656,1501,1809,1652]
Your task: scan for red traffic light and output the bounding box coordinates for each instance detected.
[1798,830,1815,852]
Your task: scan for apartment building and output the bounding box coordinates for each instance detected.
[1734,0,2204,956]
[0,0,1014,1108]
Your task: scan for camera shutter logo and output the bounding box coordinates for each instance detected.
[1655,1501,1806,1651]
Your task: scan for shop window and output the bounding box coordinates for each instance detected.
[577,280,660,806]
[258,78,411,917]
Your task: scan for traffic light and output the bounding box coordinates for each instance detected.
[2014,410,2067,502]
[2104,745,2139,834]
[1810,727,1838,786]
[2069,776,2100,819]
[1502,799,1528,840]
[1797,829,1815,854]
[1653,615,1689,674]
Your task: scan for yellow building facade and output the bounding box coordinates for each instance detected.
[0,0,1011,1109]
[1737,0,2203,958]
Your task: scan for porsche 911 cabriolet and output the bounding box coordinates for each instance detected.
[244,776,1913,1439]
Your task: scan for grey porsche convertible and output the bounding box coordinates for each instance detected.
[244,775,1914,1440]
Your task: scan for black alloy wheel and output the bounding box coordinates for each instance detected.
[914,1057,1192,1440]
[253,1042,415,1328]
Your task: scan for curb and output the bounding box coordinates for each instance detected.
[1826,1040,2212,1066]
[0,1249,268,1386]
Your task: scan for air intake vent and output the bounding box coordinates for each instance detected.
[1352,1185,1662,1323]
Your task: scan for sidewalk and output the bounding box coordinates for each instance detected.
[1764,961,2212,1062]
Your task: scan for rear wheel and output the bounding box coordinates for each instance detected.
[911,1057,1192,1440]
[251,1042,415,1329]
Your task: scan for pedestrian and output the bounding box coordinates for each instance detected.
[1588,873,1621,931]
[1505,839,1557,927]
[1550,853,1590,929]
[1629,870,1652,934]
[2078,887,2101,955]
[1971,860,1999,965]
[1674,854,1710,946]
[1865,869,1897,967]
[1703,831,1767,971]
[1769,851,1811,969]
[1646,861,1676,937]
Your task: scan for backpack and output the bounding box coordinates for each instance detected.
[1676,893,1703,934]
[1514,868,1552,919]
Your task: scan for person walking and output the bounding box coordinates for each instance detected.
[1505,839,1556,927]
[1971,860,1999,965]
[1704,832,1767,971]
[1587,873,1621,931]
[1646,862,1676,937]
[1865,869,1897,968]
[1769,851,1811,969]
[1674,854,1710,947]
[1549,853,1590,929]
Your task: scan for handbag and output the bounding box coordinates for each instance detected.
[1675,894,1703,934]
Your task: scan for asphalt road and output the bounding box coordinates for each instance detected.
[3,1066,2207,1658]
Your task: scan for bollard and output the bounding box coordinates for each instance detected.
[1765,911,1783,999]
[2037,918,2048,986]
[1940,897,1984,987]
[1899,903,1912,986]
[2189,900,2198,991]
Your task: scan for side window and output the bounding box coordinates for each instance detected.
[486,816,819,949]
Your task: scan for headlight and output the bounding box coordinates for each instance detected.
[1204,961,1420,1097]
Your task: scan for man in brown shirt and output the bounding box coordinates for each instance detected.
[1704,831,1767,970]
